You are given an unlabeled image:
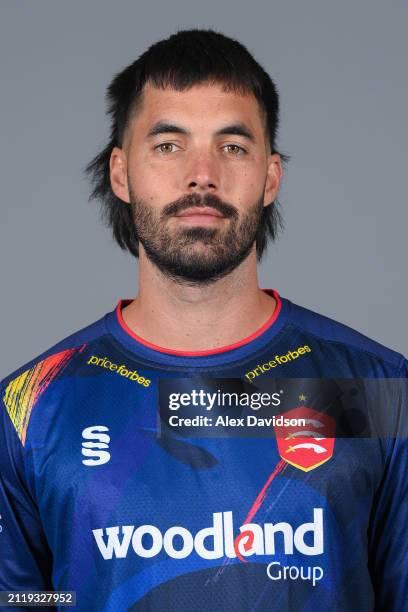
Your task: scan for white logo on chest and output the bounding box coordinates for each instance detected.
[81,425,111,466]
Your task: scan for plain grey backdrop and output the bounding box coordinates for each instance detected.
[1,0,407,378]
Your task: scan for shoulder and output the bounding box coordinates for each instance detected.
[0,308,109,398]
[284,297,406,376]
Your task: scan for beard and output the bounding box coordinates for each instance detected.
[128,185,266,286]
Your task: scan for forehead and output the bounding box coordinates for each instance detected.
[131,81,265,134]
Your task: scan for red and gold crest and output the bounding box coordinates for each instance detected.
[274,407,335,472]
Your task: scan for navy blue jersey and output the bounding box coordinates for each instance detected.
[0,289,407,611]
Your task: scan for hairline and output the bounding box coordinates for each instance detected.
[122,78,272,153]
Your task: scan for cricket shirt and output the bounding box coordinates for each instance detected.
[0,289,407,611]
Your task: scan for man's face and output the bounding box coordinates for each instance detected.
[110,81,281,285]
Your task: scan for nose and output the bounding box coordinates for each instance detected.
[185,151,219,192]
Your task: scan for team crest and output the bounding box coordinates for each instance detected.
[274,407,335,472]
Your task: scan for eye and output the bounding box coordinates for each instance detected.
[154,142,179,154]
[223,144,247,156]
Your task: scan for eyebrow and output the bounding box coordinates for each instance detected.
[146,121,255,142]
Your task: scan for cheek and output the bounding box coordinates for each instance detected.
[230,155,265,181]
[128,158,173,201]
[231,167,265,199]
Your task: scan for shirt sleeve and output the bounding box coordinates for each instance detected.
[367,360,408,611]
[0,380,54,608]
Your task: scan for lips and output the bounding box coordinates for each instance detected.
[175,207,225,218]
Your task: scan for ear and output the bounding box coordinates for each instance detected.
[263,153,283,207]
[110,146,130,203]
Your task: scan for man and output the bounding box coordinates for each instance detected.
[0,28,406,612]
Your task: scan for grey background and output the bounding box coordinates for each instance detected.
[1,0,407,378]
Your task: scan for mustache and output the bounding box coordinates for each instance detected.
[162,193,238,219]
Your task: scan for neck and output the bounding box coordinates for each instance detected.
[121,248,276,352]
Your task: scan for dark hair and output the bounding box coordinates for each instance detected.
[84,28,288,260]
